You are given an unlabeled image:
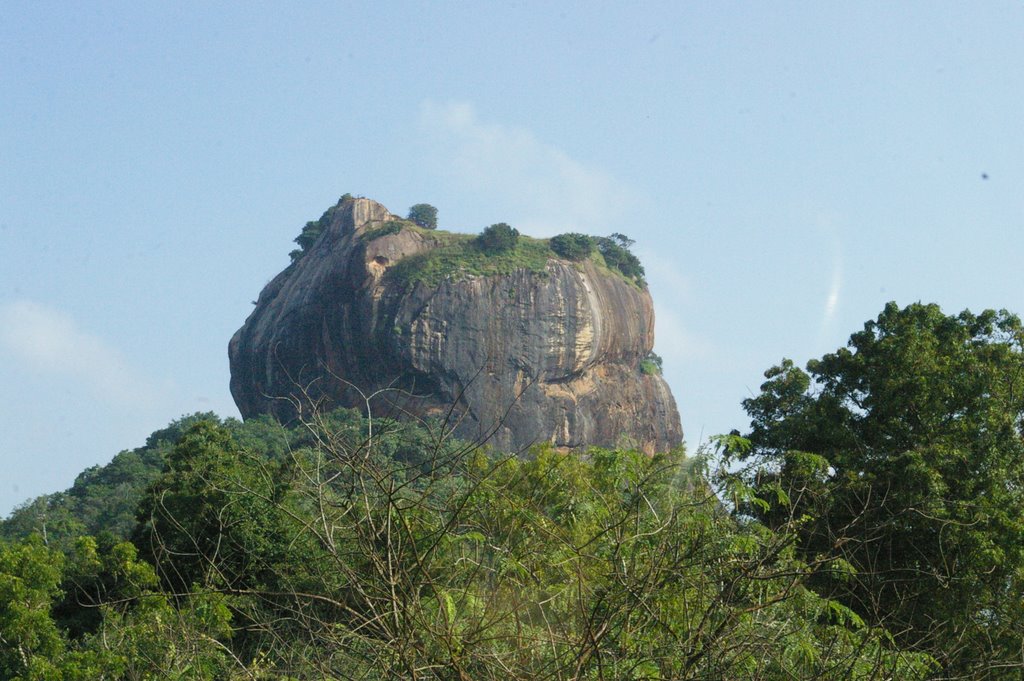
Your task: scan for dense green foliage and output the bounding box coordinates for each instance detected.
[639,351,664,376]
[477,222,520,255]
[0,533,235,680]
[0,411,934,679]
[4,301,1023,678]
[407,203,438,229]
[596,233,645,284]
[0,413,287,549]
[549,232,595,261]
[286,198,652,289]
[733,302,1024,677]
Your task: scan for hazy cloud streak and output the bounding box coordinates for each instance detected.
[0,300,158,407]
[825,260,842,320]
[419,100,634,236]
[820,236,843,338]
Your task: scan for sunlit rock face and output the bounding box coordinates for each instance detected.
[229,197,682,454]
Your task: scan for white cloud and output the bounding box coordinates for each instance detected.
[0,300,158,407]
[419,100,635,236]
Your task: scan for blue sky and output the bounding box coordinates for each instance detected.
[2,2,1023,516]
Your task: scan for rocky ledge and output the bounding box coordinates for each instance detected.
[229,197,683,454]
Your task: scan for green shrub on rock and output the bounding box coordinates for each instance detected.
[550,232,594,261]
[597,234,645,283]
[477,223,519,255]
[640,351,663,375]
[407,203,438,229]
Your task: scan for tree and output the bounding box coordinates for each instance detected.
[132,421,297,596]
[549,232,594,261]
[407,203,438,229]
[639,350,663,375]
[597,235,645,283]
[124,404,928,679]
[2,402,939,678]
[737,302,1024,676]
[0,532,235,680]
[477,222,519,255]
[609,232,635,249]
[0,537,65,680]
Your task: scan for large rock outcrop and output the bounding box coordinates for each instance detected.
[229,197,682,453]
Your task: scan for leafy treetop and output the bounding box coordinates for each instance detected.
[477,222,520,255]
[407,203,438,229]
[549,232,594,261]
[0,407,939,679]
[596,234,645,283]
[734,301,1024,674]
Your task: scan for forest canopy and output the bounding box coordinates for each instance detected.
[2,302,1023,679]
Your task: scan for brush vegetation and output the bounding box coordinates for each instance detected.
[297,196,649,288]
[4,292,1024,676]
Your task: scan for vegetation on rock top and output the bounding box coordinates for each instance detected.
[406,202,438,229]
[288,196,649,287]
[360,218,410,242]
[386,229,552,290]
[549,232,595,260]
[375,220,648,290]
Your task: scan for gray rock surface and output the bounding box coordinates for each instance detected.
[229,197,683,453]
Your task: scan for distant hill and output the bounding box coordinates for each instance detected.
[0,412,292,545]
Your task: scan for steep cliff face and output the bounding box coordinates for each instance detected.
[229,197,683,453]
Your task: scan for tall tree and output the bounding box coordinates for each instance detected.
[407,203,438,229]
[738,302,1024,675]
[132,421,296,594]
[477,222,519,254]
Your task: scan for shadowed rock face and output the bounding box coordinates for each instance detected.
[229,197,683,453]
